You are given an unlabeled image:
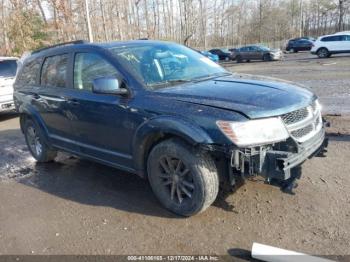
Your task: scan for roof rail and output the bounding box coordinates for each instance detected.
[31,40,88,54]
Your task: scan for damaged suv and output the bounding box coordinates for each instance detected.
[14,40,328,216]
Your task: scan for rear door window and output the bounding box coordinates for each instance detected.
[41,54,68,88]
[74,53,118,91]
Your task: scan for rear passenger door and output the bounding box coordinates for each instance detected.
[66,52,134,169]
[37,54,77,151]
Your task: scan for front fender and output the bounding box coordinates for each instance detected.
[132,115,214,176]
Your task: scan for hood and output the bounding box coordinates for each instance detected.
[156,73,315,119]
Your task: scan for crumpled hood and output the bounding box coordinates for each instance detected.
[156,73,316,119]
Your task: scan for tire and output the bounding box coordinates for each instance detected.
[263,54,271,61]
[317,48,330,58]
[224,57,229,61]
[236,55,242,63]
[24,119,57,162]
[147,138,219,216]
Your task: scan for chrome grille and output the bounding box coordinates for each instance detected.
[281,100,322,143]
[281,107,309,125]
[291,124,313,138]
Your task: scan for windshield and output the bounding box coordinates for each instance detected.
[0,60,17,77]
[109,43,228,89]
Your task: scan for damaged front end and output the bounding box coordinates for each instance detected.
[226,101,329,194]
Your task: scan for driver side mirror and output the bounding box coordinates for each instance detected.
[92,77,128,95]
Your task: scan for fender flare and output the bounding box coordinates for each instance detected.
[18,104,50,143]
[132,115,214,177]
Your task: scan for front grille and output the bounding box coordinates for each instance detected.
[281,101,322,143]
[281,107,309,125]
[291,124,313,138]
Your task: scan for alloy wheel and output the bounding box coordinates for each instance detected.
[27,126,42,157]
[158,156,194,204]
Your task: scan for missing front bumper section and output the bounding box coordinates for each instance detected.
[230,128,328,184]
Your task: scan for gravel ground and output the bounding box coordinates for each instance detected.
[0,52,349,258]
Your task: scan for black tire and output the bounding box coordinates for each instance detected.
[290,48,297,53]
[147,138,219,216]
[317,48,330,58]
[24,119,57,162]
[263,54,271,61]
[236,55,242,63]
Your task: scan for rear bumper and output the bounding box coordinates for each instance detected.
[0,99,15,112]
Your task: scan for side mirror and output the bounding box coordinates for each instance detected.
[92,77,128,95]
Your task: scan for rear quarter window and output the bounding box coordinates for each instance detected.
[16,58,42,85]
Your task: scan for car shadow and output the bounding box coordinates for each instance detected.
[18,157,181,218]
[0,112,18,122]
[0,128,178,218]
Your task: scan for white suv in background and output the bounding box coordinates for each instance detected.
[0,57,18,113]
[311,32,350,58]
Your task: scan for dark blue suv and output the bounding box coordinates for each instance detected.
[14,40,328,216]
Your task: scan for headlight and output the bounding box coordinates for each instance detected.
[217,118,289,147]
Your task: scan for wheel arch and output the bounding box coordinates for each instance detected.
[132,116,214,178]
[316,47,329,53]
[18,105,50,144]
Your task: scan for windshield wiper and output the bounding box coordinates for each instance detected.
[148,79,192,88]
[192,72,232,83]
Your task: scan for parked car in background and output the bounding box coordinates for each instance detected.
[0,57,18,113]
[200,51,219,62]
[311,32,350,58]
[208,48,233,61]
[234,45,283,62]
[286,38,314,52]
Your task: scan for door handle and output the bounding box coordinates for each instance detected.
[68,98,80,106]
[32,93,41,100]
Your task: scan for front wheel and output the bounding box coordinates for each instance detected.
[147,139,219,216]
[317,48,330,58]
[24,119,57,162]
[263,54,271,61]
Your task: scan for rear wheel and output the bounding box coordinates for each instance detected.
[147,139,219,216]
[317,48,330,58]
[24,119,57,162]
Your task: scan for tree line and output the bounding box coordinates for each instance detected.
[1,0,349,56]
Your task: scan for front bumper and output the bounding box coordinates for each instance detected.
[230,127,328,182]
[262,128,327,181]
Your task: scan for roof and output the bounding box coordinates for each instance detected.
[30,39,172,57]
[334,31,350,35]
[0,56,18,61]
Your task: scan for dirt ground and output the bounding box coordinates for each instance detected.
[0,52,349,258]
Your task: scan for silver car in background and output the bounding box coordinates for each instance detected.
[0,57,18,113]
